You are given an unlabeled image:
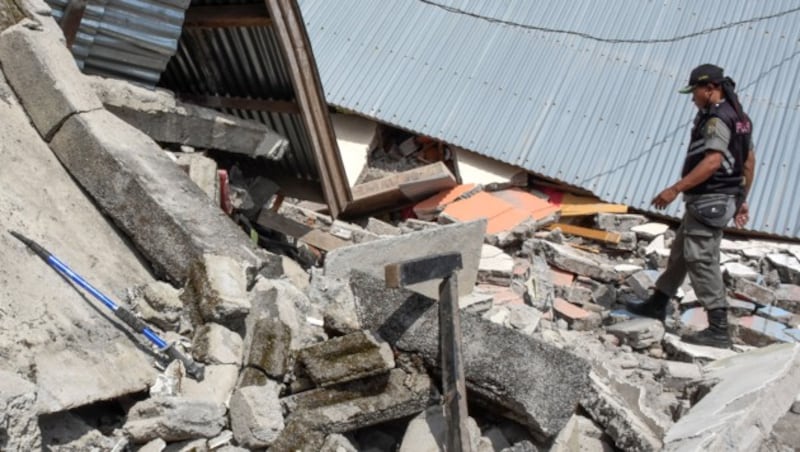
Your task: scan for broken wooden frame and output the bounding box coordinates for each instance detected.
[385,252,471,452]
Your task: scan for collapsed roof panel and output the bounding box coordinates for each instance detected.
[46,0,188,86]
[297,0,800,238]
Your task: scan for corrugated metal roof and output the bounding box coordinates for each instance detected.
[298,0,800,239]
[46,0,188,86]
[160,0,319,182]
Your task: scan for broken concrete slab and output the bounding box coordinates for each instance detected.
[595,213,648,232]
[48,108,269,284]
[0,21,104,139]
[297,331,395,387]
[523,239,618,283]
[549,414,615,452]
[606,318,665,350]
[275,369,436,449]
[775,284,800,314]
[663,334,737,363]
[630,222,670,240]
[627,269,661,300]
[229,382,284,449]
[192,323,243,366]
[478,244,515,284]
[581,371,663,451]
[728,277,776,305]
[350,271,591,441]
[131,281,185,332]
[89,76,289,160]
[0,371,41,451]
[664,343,800,451]
[736,316,799,346]
[766,253,800,285]
[0,70,159,414]
[723,262,760,281]
[397,405,487,452]
[325,219,486,299]
[174,152,219,202]
[123,396,227,443]
[181,364,239,407]
[553,298,601,331]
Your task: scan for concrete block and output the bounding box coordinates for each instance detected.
[524,239,618,283]
[0,371,41,451]
[48,109,267,284]
[553,298,600,331]
[775,284,800,314]
[350,272,591,441]
[181,364,239,407]
[123,397,226,443]
[91,77,288,159]
[192,323,243,366]
[478,244,515,284]
[664,343,800,451]
[723,262,760,281]
[276,369,435,449]
[364,217,402,236]
[595,213,648,232]
[681,308,708,330]
[195,254,252,326]
[174,152,219,202]
[664,361,703,392]
[626,270,661,300]
[325,219,486,299]
[606,318,665,350]
[630,222,670,240]
[766,253,800,285]
[727,276,776,305]
[0,22,103,139]
[241,316,292,383]
[507,304,542,335]
[132,280,185,332]
[230,382,284,449]
[298,331,395,387]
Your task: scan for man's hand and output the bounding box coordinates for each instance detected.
[734,202,750,228]
[651,186,679,209]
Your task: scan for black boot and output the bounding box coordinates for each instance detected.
[682,308,732,349]
[627,289,670,321]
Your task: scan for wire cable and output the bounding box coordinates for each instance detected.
[418,0,800,44]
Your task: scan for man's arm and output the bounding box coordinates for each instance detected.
[734,148,755,228]
[651,151,723,209]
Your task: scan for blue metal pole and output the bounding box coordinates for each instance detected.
[9,230,203,380]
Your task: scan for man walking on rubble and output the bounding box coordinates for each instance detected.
[627,64,756,349]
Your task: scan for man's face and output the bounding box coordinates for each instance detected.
[691,84,712,109]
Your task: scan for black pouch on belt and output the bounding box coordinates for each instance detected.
[686,194,735,228]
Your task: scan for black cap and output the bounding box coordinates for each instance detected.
[679,64,724,94]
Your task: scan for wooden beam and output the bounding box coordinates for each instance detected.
[184,4,271,28]
[547,223,621,244]
[265,0,351,218]
[176,93,301,115]
[60,0,88,49]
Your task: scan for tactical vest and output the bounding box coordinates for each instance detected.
[681,100,751,195]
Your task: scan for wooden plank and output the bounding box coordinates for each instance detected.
[384,253,463,288]
[184,4,271,28]
[559,193,628,217]
[177,93,301,115]
[60,0,88,49]
[439,275,471,452]
[256,209,347,252]
[265,0,351,218]
[547,223,621,244]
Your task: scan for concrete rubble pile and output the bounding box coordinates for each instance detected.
[1,2,799,452]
